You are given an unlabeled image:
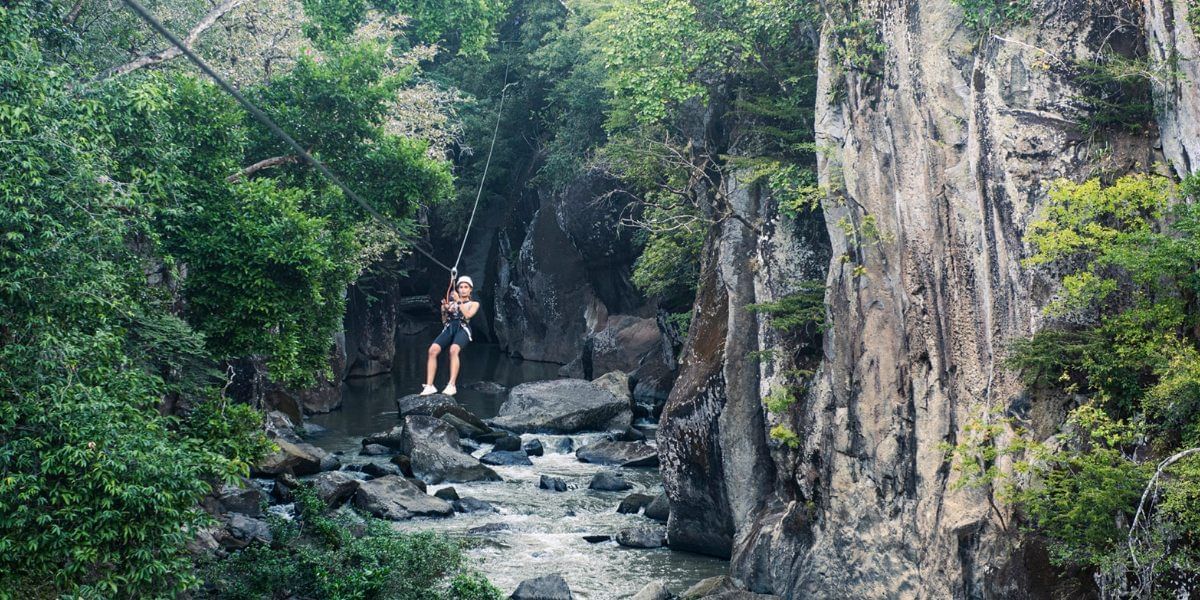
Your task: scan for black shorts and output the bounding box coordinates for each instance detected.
[432,322,471,349]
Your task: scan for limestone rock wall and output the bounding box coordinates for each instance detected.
[1144,0,1200,177]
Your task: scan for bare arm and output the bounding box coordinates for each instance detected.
[461,301,480,320]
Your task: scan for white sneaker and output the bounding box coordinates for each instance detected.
[419,384,437,396]
[441,384,457,396]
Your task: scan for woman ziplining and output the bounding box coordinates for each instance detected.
[419,274,479,396]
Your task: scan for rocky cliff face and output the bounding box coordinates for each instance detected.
[659,0,1197,596]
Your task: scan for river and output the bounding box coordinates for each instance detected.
[305,337,729,598]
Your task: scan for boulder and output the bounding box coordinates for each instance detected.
[216,513,273,550]
[582,534,611,543]
[362,426,405,449]
[492,434,523,452]
[440,412,490,439]
[460,439,482,453]
[587,316,676,403]
[617,493,654,515]
[632,580,673,600]
[351,476,453,520]
[551,437,575,454]
[310,471,360,508]
[610,426,647,442]
[399,416,501,484]
[389,455,414,477]
[254,434,335,477]
[522,439,545,456]
[208,482,265,517]
[360,462,401,479]
[644,494,670,522]
[433,404,492,435]
[468,522,511,535]
[575,440,659,468]
[474,430,512,444]
[453,497,496,513]
[616,526,667,549]
[679,576,737,599]
[271,474,299,504]
[360,443,391,456]
[480,450,533,466]
[590,371,632,404]
[539,475,568,492]
[511,573,573,600]
[406,477,428,493]
[588,472,631,492]
[465,380,508,394]
[433,487,460,501]
[396,393,458,417]
[489,380,630,434]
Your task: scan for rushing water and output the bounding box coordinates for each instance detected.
[306,338,728,598]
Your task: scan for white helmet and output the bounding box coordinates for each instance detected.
[456,275,474,289]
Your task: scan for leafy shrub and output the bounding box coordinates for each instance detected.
[951,0,1032,34]
[746,281,827,334]
[203,486,501,599]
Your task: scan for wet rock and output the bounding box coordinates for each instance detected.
[679,576,737,599]
[254,434,335,477]
[588,471,631,492]
[187,526,221,556]
[406,477,427,493]
[433,487,459,501]
[465,380,508,394]
[389,454,414,477]
[589,371,632,403]
[216,513,273,550]
[352,475,453,520]
[632,580,673,600]
[480,450,533,466]
[362,426,405,449]
[468,522,511,535]
[395,393,458,417]
[360,443,391,456]
[440,412,490,439]
[511,573,573,600]
[310,471,360,508]
[270,474,299,504]
[644,494,670,523]
[300,422,327,436]
[610,426,647,442]
[319,453,341,472]
[539,475,568,492]
[460,439,482,453]
[208,481,265,517]
[617,493,654,515]
[522,438,545,456]
[575,440,659,468]
[490,379,630,434]
[360,462,401,479]
[399,416,501,484]
[551,437,575,453]
[492,434,523,452]
[453,497,496,513]
[582,534,611,544]
[474,430,512,444]
[616,526,667,549]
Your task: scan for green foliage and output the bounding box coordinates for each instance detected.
[631,201,706,311]
[950,0,1032,34]
[770,424,802,448]
[747,281,827,334]
[204,485,498,599]
[764,386,798,413]
[948,174,1200,592]
[1072,55,1156,135]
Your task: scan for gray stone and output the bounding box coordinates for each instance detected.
[587,472,631,492]
[465,380,508,394]
[362,426,405,449]
[400,415,501,484]
[617,493,654,515]
[351,475,453,520]
[492,434,523,452]
[489,379,630,434]
[510,573,573,600]
[539,475,568,492]
[360,443,391,456]
[440,412,490,438]
[433,486,459,501]
[589,371,632,404]
[253,434,334,477]
[395,393,458,417]
[216,513,273,550]
[551,438,575,453]
[360,462,401,479]
[389,455,414,477]
[453,497,496,513]
[575,440,659,468]
[616,526,667,549]
[310,471,360,508]
[631,580,673,600]
[209,482,265,517]
[480,450,533,466]
[522,439,545,456]
[582,534,610,544]
[644,494,670,522]
[468,522,511,535]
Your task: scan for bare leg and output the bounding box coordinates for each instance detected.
[448,344,462,385]
[425,344,442,386]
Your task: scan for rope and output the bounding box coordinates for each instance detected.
[116,0,455,272]
[452,66,513,275]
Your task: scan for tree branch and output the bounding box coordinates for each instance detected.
[65,0,86,26]
[226,155,299,182]
[102,0,246,79]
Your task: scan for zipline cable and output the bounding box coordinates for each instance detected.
[452,66,513,276]
[117,0,457,272]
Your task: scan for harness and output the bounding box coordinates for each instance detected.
[441,303,473,342]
